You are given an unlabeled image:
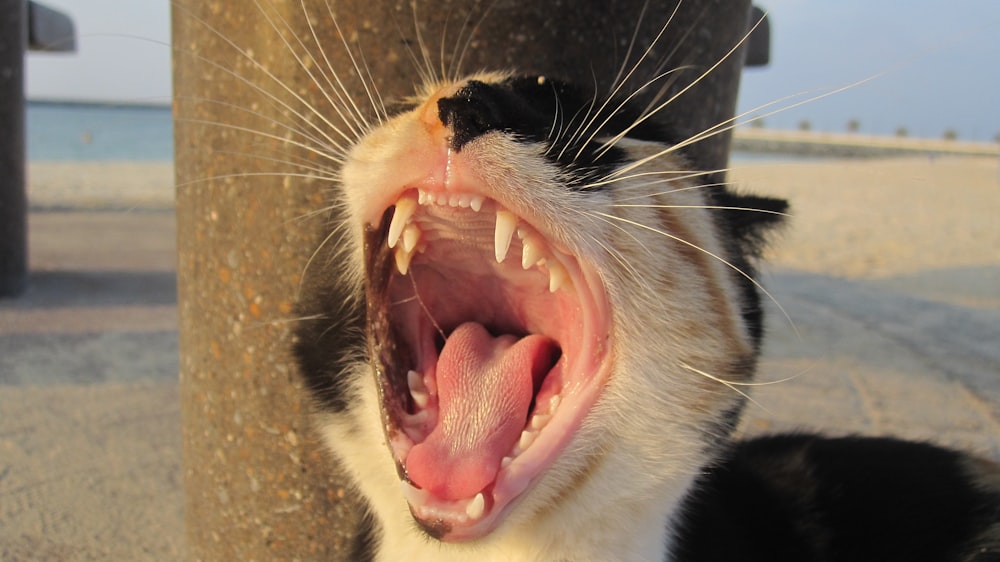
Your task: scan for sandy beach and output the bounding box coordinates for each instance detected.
[2,155,999,559]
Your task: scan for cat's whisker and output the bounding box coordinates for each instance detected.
[611,204,791,219]
[306,0,385,128]
[590,211,797,339]
[679,362,770,413]
[604,71,885,186]
[253,0,369,141]
[565,1,679,161]
[173,93,348,160]
[173,2,364,154]
[593,9,768,159]
[316,0,387,125]
[449,0,501,82]
[176,171,338,191]
[408,275,447,343]
[174,115,345,166]
[577,167,726,192]
[580,220,656,291]
[571,66,692,164]
[299,212,357,294]
[401,1,438,87]
[173,141,341,180]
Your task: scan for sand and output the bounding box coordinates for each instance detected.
[1,155,998,560]
[732,156,1000,284]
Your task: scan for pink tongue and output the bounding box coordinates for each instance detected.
[405,322,556,501]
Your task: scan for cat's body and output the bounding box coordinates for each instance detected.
[291,72,1000,561]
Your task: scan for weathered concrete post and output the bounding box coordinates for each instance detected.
[174,1,751,559]
[0,0,27,297]
[0,1,74,298]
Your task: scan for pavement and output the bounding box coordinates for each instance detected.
[1,159,999,559]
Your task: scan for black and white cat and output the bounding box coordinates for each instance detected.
[212,0,1000,556]
[291,69,1000,561]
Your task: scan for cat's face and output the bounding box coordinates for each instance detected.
[297,71,786,552]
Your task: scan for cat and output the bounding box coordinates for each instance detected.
[153,1,1000,560]
[289,68,1000,561]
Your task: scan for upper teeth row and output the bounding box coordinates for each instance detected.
[387,191,572,293]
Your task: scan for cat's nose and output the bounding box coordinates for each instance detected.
[437,80,505,151]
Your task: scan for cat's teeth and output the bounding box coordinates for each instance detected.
[494,210,517,263]
[530,413,551,430]
[412,390,430,409]
[515,429,537,455]
[465,493,486,520]
[395,246,415,275]
[547,261,569,293]
[401,481,430,505]
[402,224,422,253]
[407,369,425,391]
[549,394,561,412]
[470,196,485,212]
[388,195,418,249]
[521,236,546,270]
[408,370,430,409]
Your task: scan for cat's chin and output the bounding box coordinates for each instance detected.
[362,185,613,542]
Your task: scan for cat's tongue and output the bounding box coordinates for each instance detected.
[406,322,556,501]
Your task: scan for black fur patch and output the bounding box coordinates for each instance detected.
[671,434,1000,562]
[292,212,366,414]
[709,189,788,349]
[437,76,681,189]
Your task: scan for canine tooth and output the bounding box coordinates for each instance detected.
[521,237,545,270]
[494,210,517,263]
[388,196,418,249]
[402,224,421,252]
[547,261,569,293]
[395,247,414,276]
[466,493,485,520]
[470,196,484,212]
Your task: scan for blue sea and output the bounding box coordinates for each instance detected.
[26,101,787,164]
[27,101,174,162]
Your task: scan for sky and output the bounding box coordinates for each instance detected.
[25,0,1000,141]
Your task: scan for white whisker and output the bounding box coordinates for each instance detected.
[590,211,798,339]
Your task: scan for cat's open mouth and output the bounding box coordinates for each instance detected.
[364,186,612,541]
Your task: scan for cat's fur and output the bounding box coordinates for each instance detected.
[292,70,1000,561]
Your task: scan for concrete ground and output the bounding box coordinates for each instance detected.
[1,157,998,560]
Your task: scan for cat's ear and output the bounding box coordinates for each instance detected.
[713,191,789,256]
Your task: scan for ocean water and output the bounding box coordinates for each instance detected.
[27,102,174,162]
[25,101,785,164]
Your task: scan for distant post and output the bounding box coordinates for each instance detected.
[0,1,75,298]
[0,0,28,297]
[174,1,752,559]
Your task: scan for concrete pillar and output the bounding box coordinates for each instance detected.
[0,0,27,297]
[173,1,751,559]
